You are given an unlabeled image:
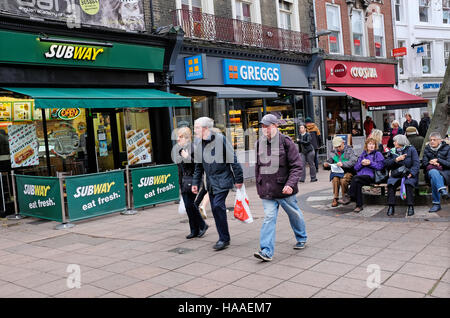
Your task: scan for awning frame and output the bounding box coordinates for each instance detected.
[276,87,347,97]
[176,86,278,99]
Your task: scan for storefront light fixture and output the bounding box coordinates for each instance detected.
[38,36,113,48]
[309,30,332,40]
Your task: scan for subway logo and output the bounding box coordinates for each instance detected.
[44,44,104,61]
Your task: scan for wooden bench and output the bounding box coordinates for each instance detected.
[365,181,429,197]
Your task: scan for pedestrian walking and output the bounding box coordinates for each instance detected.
[254,114,307,262]
[305,117,321,171]
[323,136,358,207]
[402,113,419,132]
[191,117,243,251]
[297,123,317,183]
[418,112,431,137]
[175,127,208,239]
[345,138,385,212]
[422,132,449,213]
[384,134,420,217]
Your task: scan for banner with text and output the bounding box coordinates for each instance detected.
[16,175,63,222]
[65,170,126,221]
[131,164,179,209]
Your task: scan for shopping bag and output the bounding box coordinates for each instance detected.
[233,185,253,224]
[178,196,187,215]
[400,178,407,201]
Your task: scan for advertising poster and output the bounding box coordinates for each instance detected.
[65,170,126,221]
[131,164,179,209]
[15,175,63,222]
[8,124,39,168]
[0,101,12,121]
[0,0,145,32]
[13,101,32,121]
[125,129,152,165]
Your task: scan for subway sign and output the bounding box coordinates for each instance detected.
[223,59,281,86]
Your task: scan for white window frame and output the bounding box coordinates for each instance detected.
[231,0,262,24]
[421,41,432,74]
[394,0,403,22]
[418,0,430,23]
[445,42,450,67]
[351,9,366,56]
[276,0,300,32]
[397,40,406,76]
[443,0,450,24]
[372,13,386,58]
[176,0,214,14]
[326,3,343,55]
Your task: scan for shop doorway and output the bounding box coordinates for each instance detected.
[86,110,126,173]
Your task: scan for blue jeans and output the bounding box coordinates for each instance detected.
[428,169,446,204]
[260,195,307,258]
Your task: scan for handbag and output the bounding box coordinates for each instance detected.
[391,165,410,178]
[426,164,443,172]
[181,175,194,193]
[374,169,388,184]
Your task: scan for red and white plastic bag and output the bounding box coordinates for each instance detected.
[233,185,253,223]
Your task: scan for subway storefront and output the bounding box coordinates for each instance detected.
[0,29,190,177]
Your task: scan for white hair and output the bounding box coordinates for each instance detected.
[429,132,442,140]
[194,117,214,128]
[393,134,410,146]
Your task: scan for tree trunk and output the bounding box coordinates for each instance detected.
[419,61,450,159]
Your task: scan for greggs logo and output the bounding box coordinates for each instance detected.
[44,44,104,61]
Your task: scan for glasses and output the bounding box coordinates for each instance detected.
[430,138,440,141]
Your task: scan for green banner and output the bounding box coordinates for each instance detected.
[65,170,126,221]
[15,175,63,222]
[131,164,180,209]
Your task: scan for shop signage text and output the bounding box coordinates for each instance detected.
[333,64,347,77]
[350,67,378,79]
[57,108,80,120]
[223,59,281,86]
[392,47,407,57]
[415,83,442,90]
[44,45,104,61]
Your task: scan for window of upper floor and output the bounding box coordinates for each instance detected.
[419,0,431,23]
[443,0,450,24]
[276,0,300,32]
[176,0,214,14]
[326,3,343,54]
[444,42,450,66]
[394,0,403,23]
[352,9,366,56]
[397,40,406,75]
[372,13,386,58]
[232,0,261,24]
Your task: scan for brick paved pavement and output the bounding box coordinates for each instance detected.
[0,170,448,298]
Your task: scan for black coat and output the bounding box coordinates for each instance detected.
[176,143,197,194]
[422,141,450,185]
[297,133,314,154]
[403,119,419,132]
[384,145,420,187]
[193,132,243,195]
[418,117,430,137]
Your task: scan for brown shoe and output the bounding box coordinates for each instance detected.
[353,206,363,213]
[331,198,338,207]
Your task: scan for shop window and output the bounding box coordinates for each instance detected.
[326,4,342,54]
[422,42,432,74]
[352,10,365,56]
[373,14,385,57]
[173,108,192,129]
[445,42,450,67]
[124,109,153,166]
[419,0,430,23]
[444,0,450,24]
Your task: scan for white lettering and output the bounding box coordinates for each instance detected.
[350,67,378,79]
[254,66,261,80]
[273,68,280,82]
[44,44,57,58]
[260,67,267,81]
[240,66,248,80]
[247,66,255,80]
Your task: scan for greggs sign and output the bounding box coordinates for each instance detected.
[325,60,395,85]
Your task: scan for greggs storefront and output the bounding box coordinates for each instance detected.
[321,60,427,138]
[0,29,190,177]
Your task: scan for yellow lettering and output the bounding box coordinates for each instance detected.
[106,182,115,192]
[73,46,87,59]
[93,183,103,195]
[83,47,93,60]
[92,48,104,61]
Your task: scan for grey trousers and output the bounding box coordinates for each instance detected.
[300,151,317,181]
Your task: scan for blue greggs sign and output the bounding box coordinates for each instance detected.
[185,54,206,81]
[223,59,281,86]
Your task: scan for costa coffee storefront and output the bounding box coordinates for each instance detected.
[321,60,427,138]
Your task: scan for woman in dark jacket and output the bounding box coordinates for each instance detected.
[297,123,317,182]
[345,138,384,212]
[384,134,420,217]
[176,127,208,239]
[387,120,404,149]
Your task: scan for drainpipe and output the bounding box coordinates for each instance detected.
[149,0,155,31]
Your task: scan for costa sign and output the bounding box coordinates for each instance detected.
[325,60,395,85]
[350,67,378,79]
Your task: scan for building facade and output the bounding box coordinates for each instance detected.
[313,0,427,146]
[393,0,450,124]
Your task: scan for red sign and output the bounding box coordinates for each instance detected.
[329,36,337,43]
[325,60,396,85]
[375,42,382,49]
[333,64,347,77]
[392,47,407,57]
[354,39,361,46]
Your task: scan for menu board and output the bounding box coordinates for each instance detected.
[0,102,12,121]
[8,124,39,168]
[13,101,32,121]
[125,129,152,165]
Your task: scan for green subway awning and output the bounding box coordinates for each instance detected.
[2,87,191,108]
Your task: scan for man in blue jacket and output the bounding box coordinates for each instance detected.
[253,114,307,262]
[192,117,243,251]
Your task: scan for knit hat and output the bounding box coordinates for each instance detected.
[405,126,418,136]
[305,117,313,123]
[332,136,344,147]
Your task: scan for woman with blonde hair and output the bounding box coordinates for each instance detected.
[387,120,404,149]
[369,129,385,154]
[176,127,208,239]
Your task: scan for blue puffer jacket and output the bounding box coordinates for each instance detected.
[384,145,420,187]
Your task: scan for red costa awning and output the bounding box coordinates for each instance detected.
[329,86,427,110]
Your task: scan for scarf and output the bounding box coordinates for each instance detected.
[430,143,442,152]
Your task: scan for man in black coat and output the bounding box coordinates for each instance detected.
[192,117,243,251]
[422,132,450,212]
[418,112,431,137]
[402,113,419,132]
